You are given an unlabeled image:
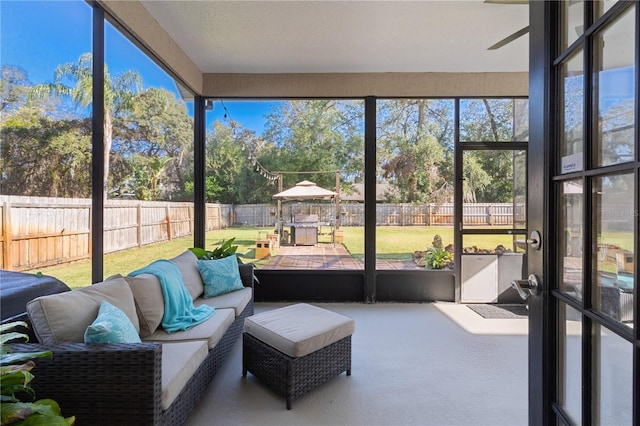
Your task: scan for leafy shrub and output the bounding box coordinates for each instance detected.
[424,247,453,270]
[190,238,243,263]
[0,321,74,425]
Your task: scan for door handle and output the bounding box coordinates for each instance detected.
[511,274,541,300]
[526,230,542,250]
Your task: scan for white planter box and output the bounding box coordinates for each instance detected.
[461,253,525,303]
[461,254,498,303]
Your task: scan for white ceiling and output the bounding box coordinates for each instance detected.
[140,0,530,74]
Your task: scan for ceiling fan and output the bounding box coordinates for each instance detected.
[486,0,583,50]
[485,0,529,50]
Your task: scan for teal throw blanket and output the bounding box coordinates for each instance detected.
[129,260,214,333]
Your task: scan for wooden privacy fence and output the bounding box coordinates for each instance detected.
[0,196,232,272]
[236,202,525,227]
[0,196,523,271]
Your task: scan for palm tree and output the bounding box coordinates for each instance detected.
[30,52,142,199]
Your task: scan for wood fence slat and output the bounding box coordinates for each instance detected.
[3,202,11,269]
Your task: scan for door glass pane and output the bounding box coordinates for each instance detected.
[594,324,633,425]
[460,99,529,142]
[513,150,527,229]
[462,150,527,231]
[594,0,617,20]
[560,50,584,174]
[559,303,582,425]
[592,5,636,167]
[514,98,530,142]
[563,0,584,49]
[560,180,584,300]
[593,174,634,326]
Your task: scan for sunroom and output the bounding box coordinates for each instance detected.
[1,1,638,425]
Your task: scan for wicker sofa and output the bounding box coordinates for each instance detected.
[11,251,255,426]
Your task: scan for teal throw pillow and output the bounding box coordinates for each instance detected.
[84,300,142,344]
[198,256,244,298]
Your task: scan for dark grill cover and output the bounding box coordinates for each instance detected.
[1,270,71,321]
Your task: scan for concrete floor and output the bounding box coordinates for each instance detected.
[186,302,528,426]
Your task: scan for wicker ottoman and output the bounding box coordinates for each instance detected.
[242,303,355,409]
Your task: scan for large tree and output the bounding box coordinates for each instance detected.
[30,53,141,199]
[0,65,29,121]
[195,100,364,204]
[111,87,193,200]
[377,99,454,204]
[262,100,364,191]
[0,107,91,197]
[1,66,93,196]
[196,120,275,204]
[459,99,520,203]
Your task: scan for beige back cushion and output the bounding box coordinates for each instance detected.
[124,273,165,338]
[169,251,203,300]
[26,276,139,345]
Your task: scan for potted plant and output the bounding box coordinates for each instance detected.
[424,247,454,270]
[189,238,244,263]
[190,238,259,287]
[0,321,74,425]
[417,235,453,270]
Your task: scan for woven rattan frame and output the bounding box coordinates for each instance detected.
[242,332,351,409]
[10,263,257,426]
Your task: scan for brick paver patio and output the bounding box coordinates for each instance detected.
[263,244,422,270]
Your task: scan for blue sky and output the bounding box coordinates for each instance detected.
[0,0,276,134]
[2,1,633,133]
[208,100,281,135]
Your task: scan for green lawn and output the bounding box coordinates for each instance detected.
[33,225,539,289]
[34,226,273,289]
[340,226,454,261]
[342,226,524,261]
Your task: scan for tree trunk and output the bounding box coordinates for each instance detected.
[417,100,426,136]
[103,109,113,200]
[482,99,501,142]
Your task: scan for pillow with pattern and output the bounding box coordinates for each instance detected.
[197,256,244,298]
[84,300,142,344]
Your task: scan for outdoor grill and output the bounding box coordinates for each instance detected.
[273,181,338,246]
[285,214,321,246]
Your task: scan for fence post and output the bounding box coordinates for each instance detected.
[137,204,142,247]
[166,204,172,241]
[2,201,12,270]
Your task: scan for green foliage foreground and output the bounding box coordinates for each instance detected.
[189,238,242,262]
[0,322,74,426]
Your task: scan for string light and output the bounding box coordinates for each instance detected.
[216,100,279,182]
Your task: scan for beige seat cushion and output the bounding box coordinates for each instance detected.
[194,287,252,317]
[161,341,208,410]
[144,308,235,349]
[243,303,355,358]
[27,276,139,345]
[169,251,203,301]
[124,273,164,338]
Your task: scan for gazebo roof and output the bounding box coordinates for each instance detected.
[273,180,337,200]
